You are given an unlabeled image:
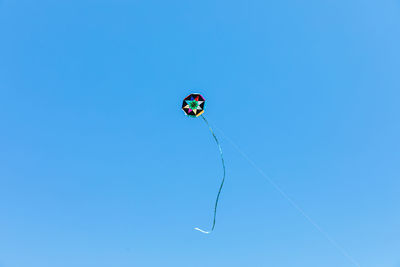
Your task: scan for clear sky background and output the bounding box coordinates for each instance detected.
[0,1,399,266]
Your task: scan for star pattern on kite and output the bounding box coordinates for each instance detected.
[182,93,205,117]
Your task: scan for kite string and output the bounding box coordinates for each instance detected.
[197,115,226,232]
[214,126,360,267]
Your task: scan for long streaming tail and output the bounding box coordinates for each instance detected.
[194,115,226,234]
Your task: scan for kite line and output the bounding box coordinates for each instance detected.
[214,126,361,267]
[193,115,226,234]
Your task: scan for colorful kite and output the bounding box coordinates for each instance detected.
[182,93,226,234]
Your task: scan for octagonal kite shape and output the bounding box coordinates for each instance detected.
[182,93,205,117]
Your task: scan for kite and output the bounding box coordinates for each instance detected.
[181,95,360,266]
[182,93,226,234]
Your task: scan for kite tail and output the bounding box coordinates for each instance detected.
[194,115,226,234]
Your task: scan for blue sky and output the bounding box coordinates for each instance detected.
[0,0,399,266]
